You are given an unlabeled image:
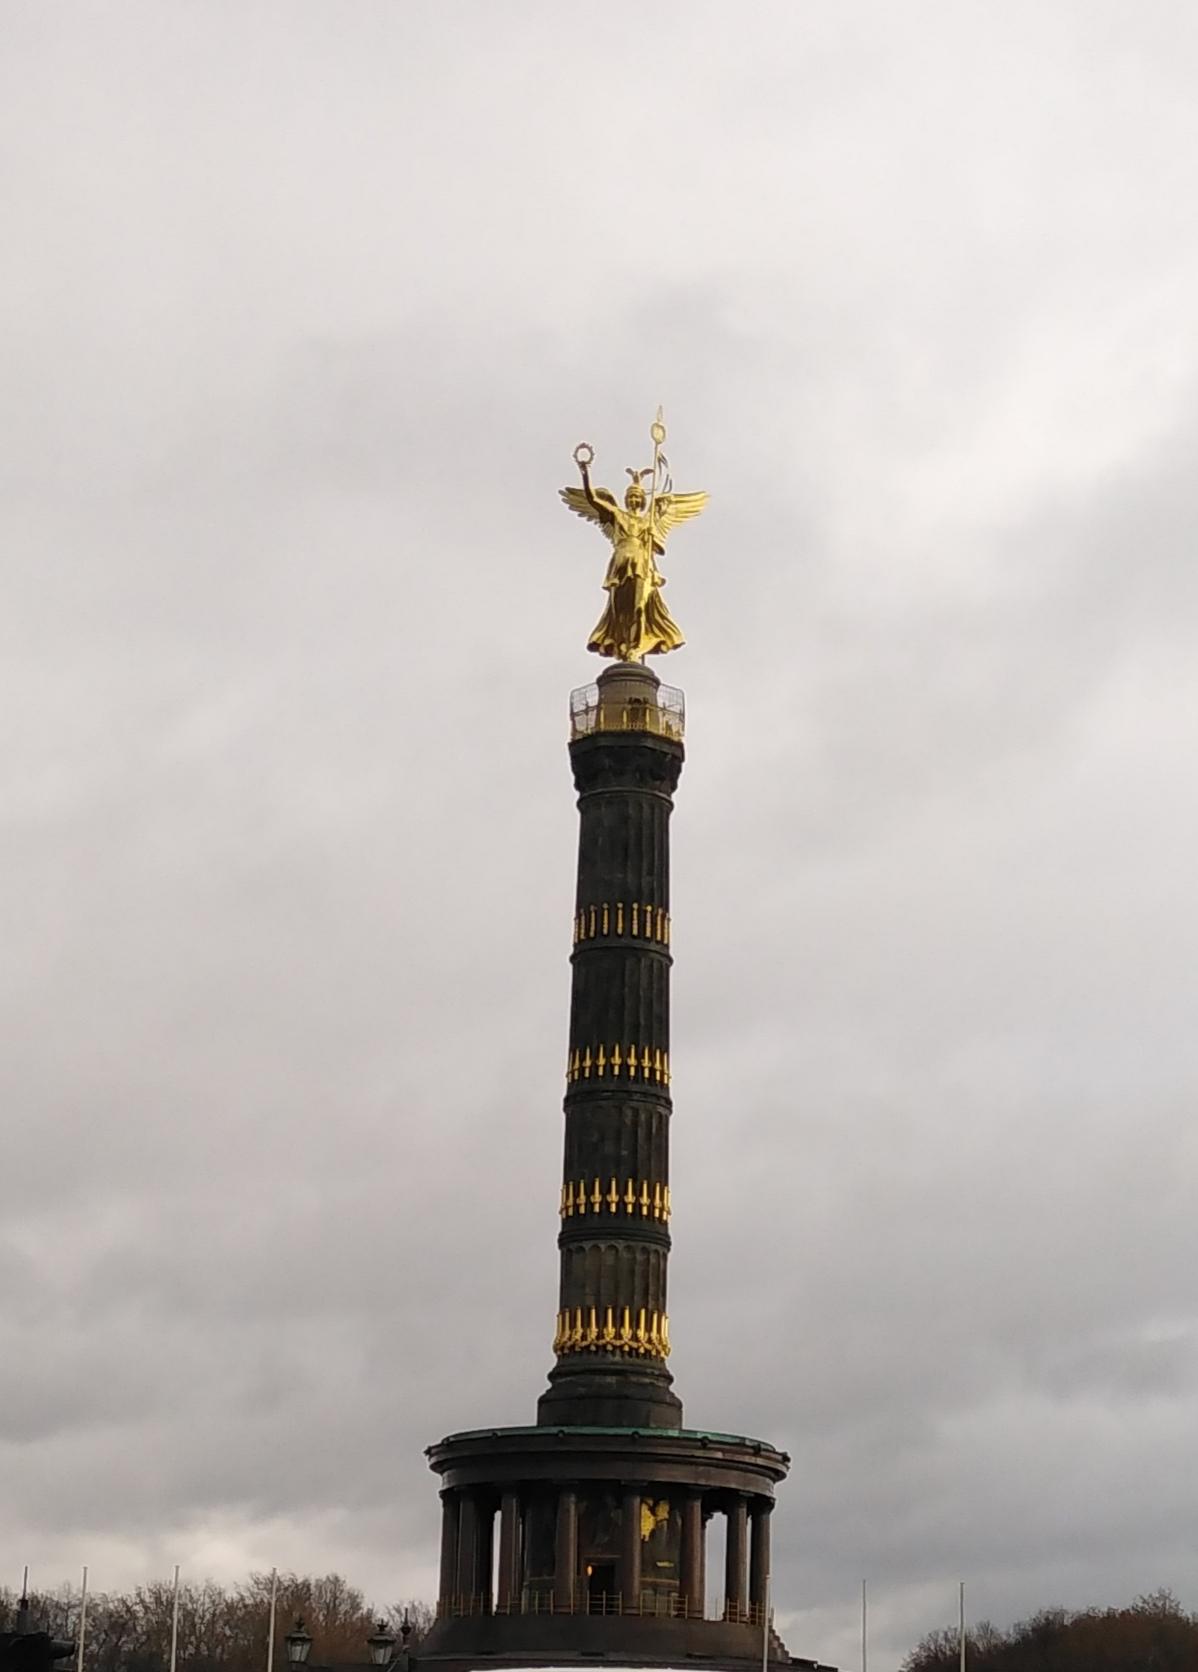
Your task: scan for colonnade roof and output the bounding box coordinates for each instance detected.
[437,1424,779,1448]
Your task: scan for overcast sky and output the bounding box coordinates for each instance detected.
[3,2,1198,1667]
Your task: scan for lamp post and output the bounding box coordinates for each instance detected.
[284,1621,312,1668]
[365,1624,396,1669]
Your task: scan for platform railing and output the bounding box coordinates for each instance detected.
[437,1591,768,1625]
[569,683,685,743]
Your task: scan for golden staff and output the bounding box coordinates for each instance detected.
[646,406,666,545]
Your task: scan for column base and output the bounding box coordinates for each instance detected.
[537,1360,683,1429]
[419,1606,831,1671]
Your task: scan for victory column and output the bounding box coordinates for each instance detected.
[420,416,830,1672]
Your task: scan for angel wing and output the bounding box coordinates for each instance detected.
[560,484,620,529]
[651,490,709,546]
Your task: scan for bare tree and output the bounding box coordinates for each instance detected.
[3,1576,435,1672]
[902,1590,1198,1672]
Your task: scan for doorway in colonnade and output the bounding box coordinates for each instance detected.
[586,1561,617,1612]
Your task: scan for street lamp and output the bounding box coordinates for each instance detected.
[284,1620,312,1666]
[366,1623,396,1667]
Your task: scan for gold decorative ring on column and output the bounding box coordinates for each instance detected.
[552,1305,671,1358]
[565,1044,670,1084]
[560,1178,671,1221]
[573,902,671,947]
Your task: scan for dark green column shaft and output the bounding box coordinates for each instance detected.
[539,662,683,1430]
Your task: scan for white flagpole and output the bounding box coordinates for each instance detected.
[169,1566,181,1672]
[958,1580,966,1672]
[76,1566,89,1672]
[265,1569,278,1672]
[861,1580,867,1672]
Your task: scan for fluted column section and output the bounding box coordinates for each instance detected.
[554,1488,579,1610]
[476,1501,494,1614]
[680,1491,705,1617]
[725,1496,748,1623]
[456,1493,480,1604]
[750,1500,772,1614]
[437,1491,459,1614]
[496,1490,521,1612]
[539,662,684,1430]
[621,1486,644,1609]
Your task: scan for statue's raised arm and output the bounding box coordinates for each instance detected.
[560,443,623,532]
[560,413,706,664]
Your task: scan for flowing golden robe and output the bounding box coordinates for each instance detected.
[587,512,685,661]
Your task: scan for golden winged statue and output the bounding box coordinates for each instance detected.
[560,412,708,662]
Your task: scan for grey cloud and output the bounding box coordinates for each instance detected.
[4,4,1198,1669]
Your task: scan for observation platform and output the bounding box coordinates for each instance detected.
[570,675,685,743]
